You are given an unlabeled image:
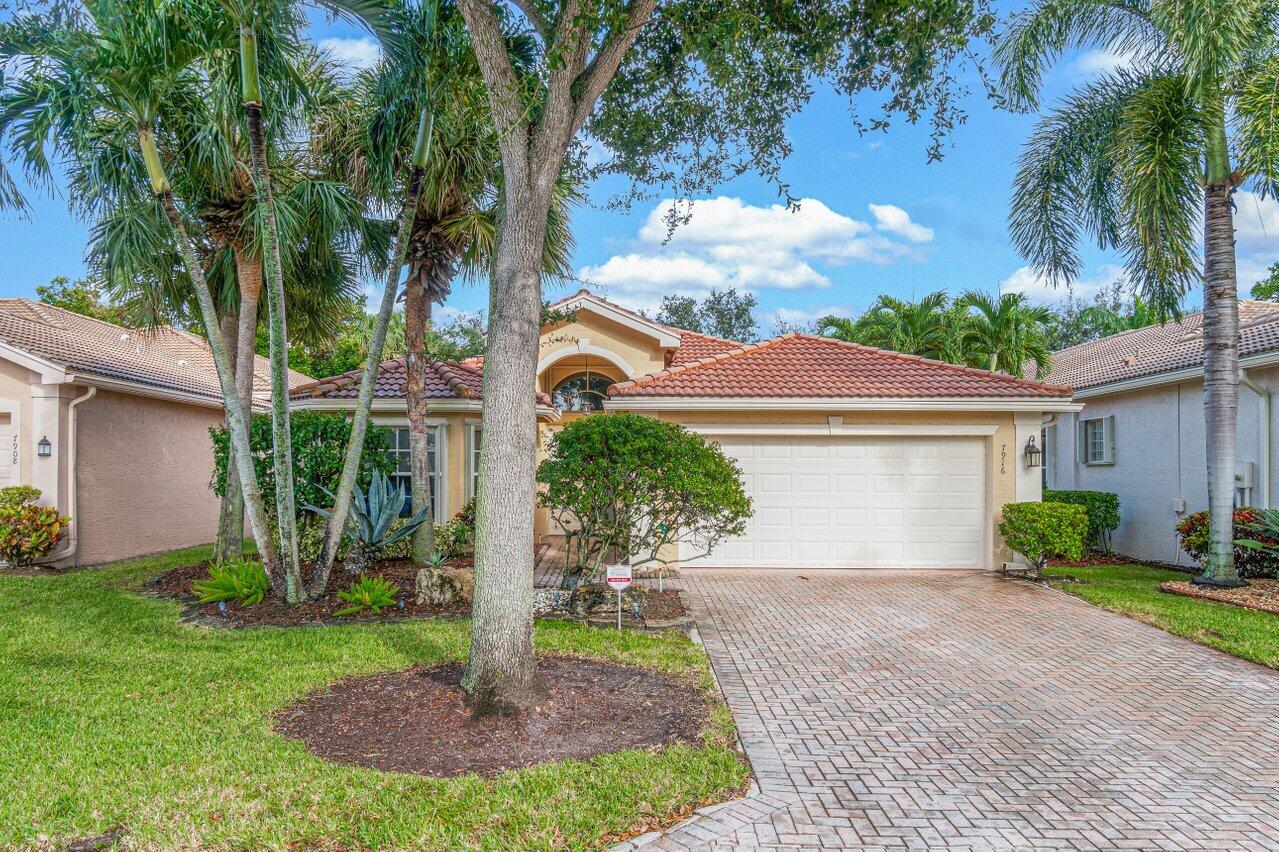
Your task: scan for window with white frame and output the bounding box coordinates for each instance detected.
[386,426,445,521]
[1079,416,1115,466]
[466,423,482,500]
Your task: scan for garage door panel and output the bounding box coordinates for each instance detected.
[683,435,986,569]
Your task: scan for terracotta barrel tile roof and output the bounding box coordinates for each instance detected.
[291,357,554,406]
[609,334,1073,399]
[0,298,311,399]
[669,329,744,365]
[1041,301,1279,391]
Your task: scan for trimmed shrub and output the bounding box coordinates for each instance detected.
[1175,508,1279,579]
[192,558,269,606]
[210,411,394,518]
[0,485,41,509]
[998,502,1088,573]
[1044,489,1120,552]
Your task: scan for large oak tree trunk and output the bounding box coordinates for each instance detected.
[405,277,436,565]
[1198,178,1242,586]
[461,176,549,715]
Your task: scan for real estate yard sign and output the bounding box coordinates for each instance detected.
[606,564,632,629]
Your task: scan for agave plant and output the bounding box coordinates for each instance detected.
[307,472,430,574]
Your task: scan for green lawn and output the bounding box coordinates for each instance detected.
[0,547,747,850]
[1043,563,1279,668]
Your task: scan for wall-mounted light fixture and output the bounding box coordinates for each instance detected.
[1023,435,1042,469]
[36,436,51,458]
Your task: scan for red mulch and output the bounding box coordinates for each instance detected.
[634,589,684,623]
[1161,578,1279,616]
[150,558,472,626]
[273,656,709,778]
[1048,553,1136,568]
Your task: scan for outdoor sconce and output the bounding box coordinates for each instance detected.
[1023,435,1042,469]
[36,436,51,458]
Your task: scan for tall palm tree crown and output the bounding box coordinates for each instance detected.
[995,0,1279,585]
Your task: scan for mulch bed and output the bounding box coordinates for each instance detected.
[1161,578,1279,616]
[273,656,709,778]
[150,559,471,627]
[1049,553,1139,568]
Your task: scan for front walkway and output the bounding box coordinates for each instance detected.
[633,569,1279,850]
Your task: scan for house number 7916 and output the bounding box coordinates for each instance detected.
[1000,443,1006,476]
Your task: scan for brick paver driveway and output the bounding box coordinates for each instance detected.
[639,569,1279,850]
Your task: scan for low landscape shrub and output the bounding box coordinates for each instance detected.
[0,485,41,509]
[0,501,68,566]
[334,575,398,617]
[1044,489,1120,552]
[192,558,269,606]
[1176,508,1279,579]
[306,472,429,573]
[999,502,1088,574]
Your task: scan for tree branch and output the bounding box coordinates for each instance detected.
[455,0,530,173]
[569,0,658,136]
[509,0,550,41]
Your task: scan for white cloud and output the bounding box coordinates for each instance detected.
[868,203,934,243]
[999,264,1125,304]
[319,37,381,72]
[578,196,930,312]
[1069,49,1133,78]
[1235,191,1279,290]
[769,304,854,329]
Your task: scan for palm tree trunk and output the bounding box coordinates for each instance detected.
[460,173,549,715]
[214,247,266,563]
[306,110,434,598]
[139,124,282,587]
[1196,106,1244,588]
[241,23,301,601]
[405,276,437,565]
[213,309,243,564]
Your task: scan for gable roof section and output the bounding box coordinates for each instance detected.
[669,329,743,365]
[609,333,1073,399]
[545,288,682,348]
[1041,300,1279,392]
[0,298,311,400]
[291,357,554,407]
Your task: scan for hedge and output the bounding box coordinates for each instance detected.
[998,502,1088,573]
[1043,489,1120,552]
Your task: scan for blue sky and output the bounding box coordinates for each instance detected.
[3,7,1277,332]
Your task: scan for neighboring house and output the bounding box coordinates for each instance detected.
[296,290,1079,570]
[0,299,312,566]
[1039,300,1279,565]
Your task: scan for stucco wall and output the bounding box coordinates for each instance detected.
[75,389,225,565]
[370,409,477,522]
[1045,365,1279,565]
[0,358,36,491]
[538,312,668,383]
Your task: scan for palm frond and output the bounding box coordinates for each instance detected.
[1235,56,1279,197]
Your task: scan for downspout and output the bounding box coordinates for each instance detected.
[1241,369,1270,508]
[38,385,95,566]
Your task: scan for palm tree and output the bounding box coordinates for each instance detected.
[995,0,1279,587]
[1078,298,1159,338]
[83,50,370,565]
[818,292,958,362]
[957,291,1053,378]
[0,1,287,587]
[311,0,574,571]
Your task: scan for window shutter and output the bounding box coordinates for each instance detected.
[1077,418,1087,464]
[1102,415,1116,464]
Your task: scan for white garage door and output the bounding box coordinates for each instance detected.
[682,435,986,569]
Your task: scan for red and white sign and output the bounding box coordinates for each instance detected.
[605,564,632,591]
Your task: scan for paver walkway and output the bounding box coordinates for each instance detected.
[631,569,1279,850]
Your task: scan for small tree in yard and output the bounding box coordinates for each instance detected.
[998,502,1088,576]
[538,413,751,592]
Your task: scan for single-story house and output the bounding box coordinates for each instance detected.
[0,298,311,566]
[1038,300,1279,565]
[295,289,1081,570]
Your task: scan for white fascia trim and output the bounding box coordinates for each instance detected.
[537,342,637,377]
[556,295,681,348]
[66,373,224,409]
[0,340,68,383]
[684,422,1000,437]
[606,396,1084,413]
[1073,350,1279,399]
[291,396,562,420]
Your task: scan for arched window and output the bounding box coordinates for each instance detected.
[551,372,613,412]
